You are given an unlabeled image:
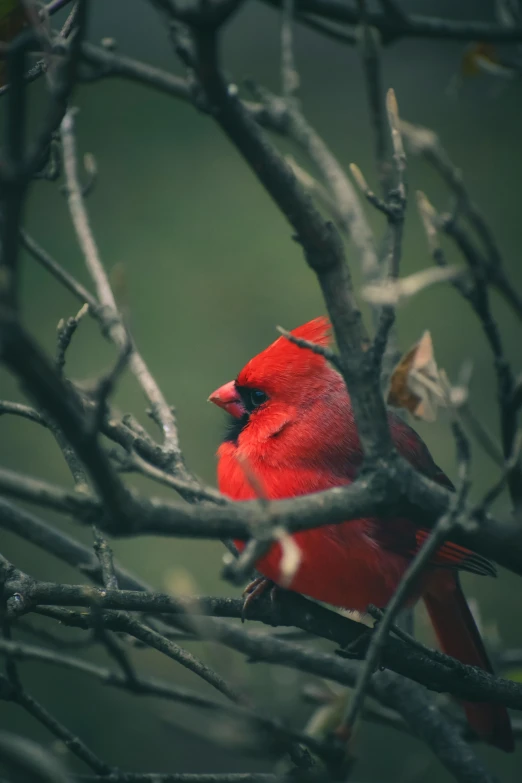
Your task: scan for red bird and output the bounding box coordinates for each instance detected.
[209,317,513,752]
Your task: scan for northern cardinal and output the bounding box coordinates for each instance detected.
[209,317,513,752]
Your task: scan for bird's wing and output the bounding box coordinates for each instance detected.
[412,529,497,577]
[384,413,496,577]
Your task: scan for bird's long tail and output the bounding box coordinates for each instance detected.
[424,575,513,752]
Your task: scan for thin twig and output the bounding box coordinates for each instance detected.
[25,233,217,501]
[0,730,72,783]
[416,190,521,504]
[0,638,334,765]
[356,0,389,190]
[403,119,522,321]
[21,230,100,309]
[276,325,340,367]
[0,673,113,774]
[56,303,89,375]
[369,88,407,381]
[60,109,186,470]
[0,401,47,426]
[261,0,522,45]
[121,450,224,504]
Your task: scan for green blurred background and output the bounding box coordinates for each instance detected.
[1,0,522,780]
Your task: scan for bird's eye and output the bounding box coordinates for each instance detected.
[235,384,268,413]
[249,389,268,409]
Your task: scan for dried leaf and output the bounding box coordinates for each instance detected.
[387,331,450,422]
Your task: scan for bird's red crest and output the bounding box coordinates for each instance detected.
[289,317,332,347]
[236,317,333,393]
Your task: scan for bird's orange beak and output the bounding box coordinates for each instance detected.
[208,381,245,419]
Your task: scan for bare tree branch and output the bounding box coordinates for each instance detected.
[0,3,520,782]
[0,671,113,775]
[415,188,522,505]
[3,560,522,712]
[60,109,186,473]
[262,0,522,45]
[0,731,72,783]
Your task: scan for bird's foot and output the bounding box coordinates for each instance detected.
[241,576,277,622]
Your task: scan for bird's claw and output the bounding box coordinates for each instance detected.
[241,576,277,622]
